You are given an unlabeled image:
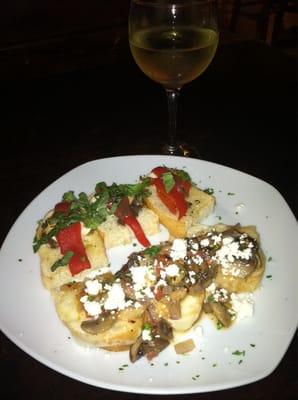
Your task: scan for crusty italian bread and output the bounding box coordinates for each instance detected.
[38,229,108,290]
[51,283,144,350]
[144,185,215,238]
[98,207,159,249]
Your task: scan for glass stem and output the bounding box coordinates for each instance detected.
[165,88,180,154]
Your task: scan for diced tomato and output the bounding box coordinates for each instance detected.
[54,201,71,214]
[124,214,150,247]
[56,222,91,275]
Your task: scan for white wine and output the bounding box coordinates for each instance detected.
[130,26,218,89]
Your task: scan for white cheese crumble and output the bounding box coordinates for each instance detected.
[200,238,210,247]
[104,283,126,311]
[142,329,152,341]
[214,236,252,275]
[85,280,102,296]
[170,239,187,261]
[165,264,180,277]
[82,300,102,317]
[230,293,254,321]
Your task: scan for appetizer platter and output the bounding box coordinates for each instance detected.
[0,155,297,394]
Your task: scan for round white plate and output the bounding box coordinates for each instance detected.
[0,155,297,394]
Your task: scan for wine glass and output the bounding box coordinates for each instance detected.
[129,0,219,157]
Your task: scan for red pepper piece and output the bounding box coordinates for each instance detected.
[54,201,71,214]
[169,185,188,219]
[153,177,177,215]
[123,214,150,247]
[175,176,191,196]
[56,222,91,275]
[151,166,169,177]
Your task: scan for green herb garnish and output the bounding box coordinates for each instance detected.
[162,172,175,193]
[143,245,161,258]
[232,350,245,356]
[174,169,190,182]
[204,188,214,195]
[50,251,74,272]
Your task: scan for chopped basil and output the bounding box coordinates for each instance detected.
[162,172,175,193]
[174,169,190,182]
[143,245,161,258]
[34,178,151,253]
[50,251,74,272]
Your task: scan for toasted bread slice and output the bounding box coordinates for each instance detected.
[38,229,108,290]
[51,283,144,350]
[98,207,159,249]
[144,185,215,238]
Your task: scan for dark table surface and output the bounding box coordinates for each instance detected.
[1,40,297,399]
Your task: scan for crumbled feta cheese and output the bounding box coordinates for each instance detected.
[230,293,254,321]
[200,238,210,247]
[165,264,180,277]
[130,266,148,291]
[215,236,252,274]
[142,329,152,341]
[170,239,187,261]
[85,280,102,296]
[83,300,102,317]
[104,283,126,311]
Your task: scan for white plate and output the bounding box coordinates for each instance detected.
[0,155,297,394]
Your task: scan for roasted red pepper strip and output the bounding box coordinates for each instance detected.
[169,185,188,219]
[54,201,71,214]
[56,222,91,275]
[151,166,169,177]
[151,167,191,219]
[123,215,150,247]
[153,177,177,215]
[115,197,150,247]
[175,176,191,196]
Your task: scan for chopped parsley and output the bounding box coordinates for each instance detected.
[216,321,223,330]
[266,275,272,279]
[232,350,245,356]
[227,192,235,196]
[268,256,273,262]
[250,344,256,347]
[204,188,214,195]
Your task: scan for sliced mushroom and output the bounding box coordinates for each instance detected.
[129,336,144,363]
[81,314,116,335]
[210,302,232,327]
[156,318,173,341]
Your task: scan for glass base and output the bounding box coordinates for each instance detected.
[162,142,200,158]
